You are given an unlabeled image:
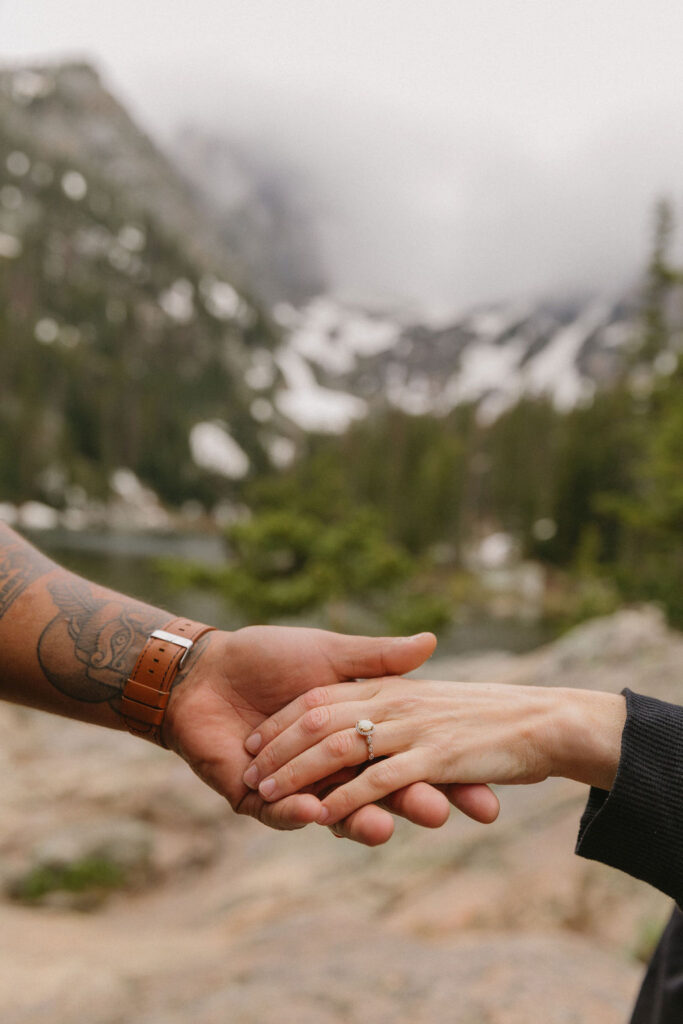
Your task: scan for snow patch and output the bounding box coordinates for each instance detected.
[250,398,273,422]
[11,70,54,103]
[245,349,276,391]
[18,501,59,531]
[385,365,439,416]
[274,349,367,433]
[522,303,608,410]
[285,297,400,377]
[190,422,250,479]
[266,436,297,468]
[159,279,195,323]
[444,336,527,408]
[61,171,87,201]
[0,233,22,259]
[200,277,244,321]
[6,151,30,177]
[117,225,146,252]
[109,469,170,529]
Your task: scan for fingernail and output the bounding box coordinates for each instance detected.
[259,778,276,799]
[316,806,330,824]
[245,733,262,754]
[243,764,259,789]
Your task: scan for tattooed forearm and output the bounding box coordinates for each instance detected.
[0,525,54,618]
[37,576,165,705]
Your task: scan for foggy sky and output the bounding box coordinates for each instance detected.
[2,0,683,314]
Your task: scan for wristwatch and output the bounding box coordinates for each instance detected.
[121,616,216,746]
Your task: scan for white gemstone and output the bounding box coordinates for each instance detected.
[357,719,374,734]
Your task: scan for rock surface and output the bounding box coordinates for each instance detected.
[1,608,681,1023]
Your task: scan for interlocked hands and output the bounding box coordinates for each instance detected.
[165,625,497,845]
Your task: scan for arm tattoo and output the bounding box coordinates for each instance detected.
[38,577,163,707]
[0,527,53,619]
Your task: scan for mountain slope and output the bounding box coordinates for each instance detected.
[0,62,292,513]
[0,60,672,527]
[269,290,647,433]
[172,127,327,306]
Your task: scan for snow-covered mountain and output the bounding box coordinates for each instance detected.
[266,291,644,434]
[0,58,666,527]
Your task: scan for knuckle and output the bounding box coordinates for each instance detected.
[302,705,330,734]
[389,693,420,716]
[302,687,328,711]
[330,787,356,819]
[265,806,290,831]
[258,743,279,774]
[255,801,270,825]
[373,759,400,791]
[325,730,353,760]
[263,713,282,739]
[282,760,300,789]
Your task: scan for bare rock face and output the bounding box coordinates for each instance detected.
[1,607,680,1023]
[541,606,670,671]
[132,928,641,1024]
[519,606,683,706]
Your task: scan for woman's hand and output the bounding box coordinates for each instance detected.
[242,677,627,827]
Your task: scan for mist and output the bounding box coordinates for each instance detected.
[161,74,683,315]
[4,0,683,314]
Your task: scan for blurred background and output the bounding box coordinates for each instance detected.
[1,2,683,1022]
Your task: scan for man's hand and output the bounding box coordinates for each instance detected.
[164,625,478,844]
[0,523,495,845]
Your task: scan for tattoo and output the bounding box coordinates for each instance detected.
[0,527,53,618]
[38,578,161,705]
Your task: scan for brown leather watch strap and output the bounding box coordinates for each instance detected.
[121,616,216,746]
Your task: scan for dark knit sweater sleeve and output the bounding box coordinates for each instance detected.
[575,688,683,904]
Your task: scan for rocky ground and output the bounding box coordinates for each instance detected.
[1,607,681,1024]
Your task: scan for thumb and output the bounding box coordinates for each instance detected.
[330,631,437,679]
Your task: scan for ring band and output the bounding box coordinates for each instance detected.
[355,719,376,760]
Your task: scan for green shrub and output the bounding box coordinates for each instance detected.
[10,856,126,904]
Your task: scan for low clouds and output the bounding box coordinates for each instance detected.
[182,79,683,314]
[4,0,683,313]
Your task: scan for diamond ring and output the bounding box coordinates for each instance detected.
[355,719,376,760]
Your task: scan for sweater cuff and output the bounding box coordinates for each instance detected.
[575,688,683,904]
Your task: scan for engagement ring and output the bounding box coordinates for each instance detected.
[355,719,376,760]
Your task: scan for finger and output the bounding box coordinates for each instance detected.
[443,783,500,824]
[236,789,323,830]
[327,630,437,681]
[245,680,381,755]
[380,781,450,828]
[245,700,375,789]
[317,775,448,842]
[309,767,397,846]
[257,721,408,803]
[318,751,427,826]
[328,803,395,846]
